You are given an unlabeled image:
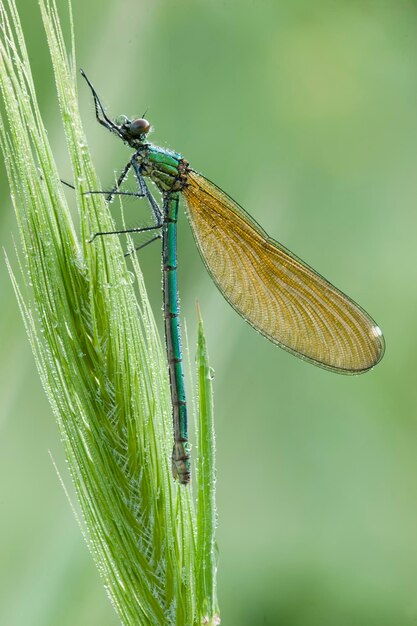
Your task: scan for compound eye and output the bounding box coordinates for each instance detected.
[129,118,151,137]
[115,114,129,126]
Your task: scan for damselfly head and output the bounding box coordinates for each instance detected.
[130,118,151,136]
[114,115,151,143]
[80,70,151,146]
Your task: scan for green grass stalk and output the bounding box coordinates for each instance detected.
[0,0,219,623]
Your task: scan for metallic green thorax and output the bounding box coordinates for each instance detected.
[136,145,191,483]
[136,145,189,193]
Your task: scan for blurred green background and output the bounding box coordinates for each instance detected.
[1,0,417,624]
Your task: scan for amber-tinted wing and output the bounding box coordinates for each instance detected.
[182,170,384,373]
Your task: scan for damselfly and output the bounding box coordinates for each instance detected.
[80,70,384,485]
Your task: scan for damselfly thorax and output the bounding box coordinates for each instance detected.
[134,145,190,194]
